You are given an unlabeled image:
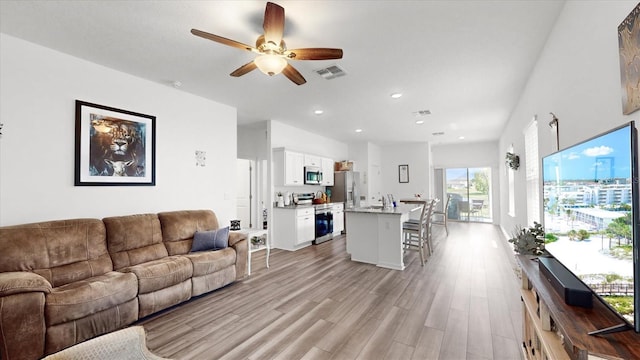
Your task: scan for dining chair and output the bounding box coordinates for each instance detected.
[402,199,436,266]
[472,199,484,218]
[431,194,451,235]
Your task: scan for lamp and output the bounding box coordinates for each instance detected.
[548,112,559,151]
[254,54,287,76]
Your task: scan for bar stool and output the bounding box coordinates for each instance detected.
[402,199,435,266]
[431,194,451,235]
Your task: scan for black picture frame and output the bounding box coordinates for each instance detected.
[75,100,156,186]
[399,164,409,183]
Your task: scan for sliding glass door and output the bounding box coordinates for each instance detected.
[445,167,492,223]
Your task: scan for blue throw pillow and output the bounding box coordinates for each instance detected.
[191,227,230,252]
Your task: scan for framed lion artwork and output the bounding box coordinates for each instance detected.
[75,100,156,186]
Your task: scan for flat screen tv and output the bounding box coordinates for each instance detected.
[542,121,639,334]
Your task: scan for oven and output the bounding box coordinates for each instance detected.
[304,166,323,185]
[313,204,333,244]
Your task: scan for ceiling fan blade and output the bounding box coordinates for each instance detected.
[282,63,306,85]
[285,48,344,60]
[263,2,285,46]
[191,29,257,52]
[230,61,258,77]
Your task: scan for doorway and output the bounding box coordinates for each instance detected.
[445,167,492,223]
[237,158,268,230]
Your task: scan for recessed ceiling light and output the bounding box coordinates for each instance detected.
[390,92,403,99]
[415,120,425,125]
[172,80,182,88]
[355,129,363,133]
[459,136,465,140]
[314,110,324,115]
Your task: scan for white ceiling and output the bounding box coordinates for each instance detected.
[0,0,565,145]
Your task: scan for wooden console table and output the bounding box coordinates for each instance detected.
[517,255,640,360]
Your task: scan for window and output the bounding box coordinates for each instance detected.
[508,144,515,217]
[524,118,540,225]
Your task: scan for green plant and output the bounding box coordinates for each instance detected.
[577,229,590,241]
[505,152,520,170]
[544,233,558,243]
[508,221,545,255]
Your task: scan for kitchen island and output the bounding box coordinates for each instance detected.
[345,204,422,270]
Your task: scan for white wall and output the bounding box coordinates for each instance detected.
[0,34,238,226]
[499,1,638,232]
[380,142,431,201]
[238,122,268,160]
[269,120,348,160]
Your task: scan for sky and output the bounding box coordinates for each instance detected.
[542,124,634,182]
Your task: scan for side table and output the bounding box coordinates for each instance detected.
[237,228,269,275]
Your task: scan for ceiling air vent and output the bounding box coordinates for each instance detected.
[314,65,347,80]
[413,110,432,116]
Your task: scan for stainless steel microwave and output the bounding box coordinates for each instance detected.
[304,166,323,185]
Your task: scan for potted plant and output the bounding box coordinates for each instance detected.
[505,152,520,170]
[509,221,545,255]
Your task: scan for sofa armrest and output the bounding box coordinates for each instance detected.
[228,232,248,280]
[228,231,246,248]
[0,271,51,297]
[0,272,49,360]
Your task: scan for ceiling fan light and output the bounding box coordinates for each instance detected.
[255,54,287,76]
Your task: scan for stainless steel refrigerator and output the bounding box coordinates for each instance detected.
[329,171,360,209]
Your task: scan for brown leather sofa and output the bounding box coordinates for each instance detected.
[0,209,247,360]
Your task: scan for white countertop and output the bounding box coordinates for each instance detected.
[345,204,421,215]
[274,202,344,210]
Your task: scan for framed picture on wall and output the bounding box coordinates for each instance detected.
[75,100,156,186]
[619,3,640,115]
[399,164,409,183]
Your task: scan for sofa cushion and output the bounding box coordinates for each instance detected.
[0,219,113,287]
[191,227,229,252]
[45,271,138,326]
[103,214,168,270]
[184,247,236,277]
[123,256,193,294]
[158,210,219,255]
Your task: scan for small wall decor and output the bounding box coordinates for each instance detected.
[75,100,156,186]
[619,3,640,115]
[505,152,520,170]
[399,164,409,183]
[195,150,207,167]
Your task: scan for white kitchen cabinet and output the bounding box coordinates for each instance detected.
[296,208,315,245]
[332,203,344,235]
[272,207,315,251]
[321,157,334,186]
[273,148,304,186]
[304,154,321,167]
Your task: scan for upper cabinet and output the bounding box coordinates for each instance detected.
[304,154,321,167]
[274,148,304,186]
[274,148,334,187]
[321,157,334,186]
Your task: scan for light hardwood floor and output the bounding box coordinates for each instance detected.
[139,222,524,360]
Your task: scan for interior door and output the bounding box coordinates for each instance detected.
[236,158,253,229]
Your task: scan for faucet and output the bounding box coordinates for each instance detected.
[381,196,388,208]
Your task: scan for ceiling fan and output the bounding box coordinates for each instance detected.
[191,2,343,85]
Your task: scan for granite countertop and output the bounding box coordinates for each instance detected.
[345,204,421,215]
